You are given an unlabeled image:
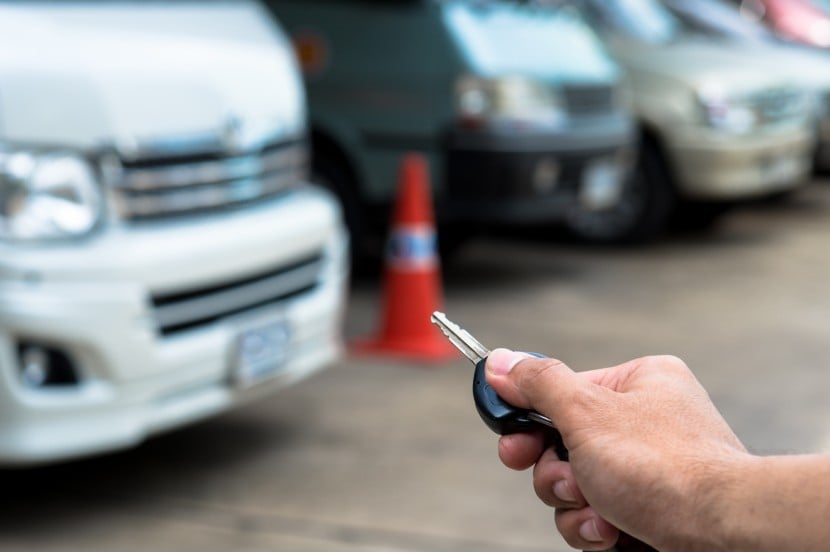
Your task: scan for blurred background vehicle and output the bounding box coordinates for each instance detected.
[734,0,830,49]
[0,0,348,464]
[567,0,815,237]
[662,0,830,170]
[265,0,638,255]
[665,0,779,43]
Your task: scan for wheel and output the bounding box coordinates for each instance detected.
[564,143,676,244]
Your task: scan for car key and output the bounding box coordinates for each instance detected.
[430,311,569,458]
[430,311,655,552]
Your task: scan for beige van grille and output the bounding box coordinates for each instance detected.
[752,88,805,126]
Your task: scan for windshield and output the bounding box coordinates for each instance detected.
[662,0,773,41]
[583,0,685,43]
[442,1,619,82]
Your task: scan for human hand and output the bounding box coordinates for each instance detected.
[485,349,750,551]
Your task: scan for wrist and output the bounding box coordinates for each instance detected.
[666,450,758,551]
[700,452,762,551]
[712,453,830,551]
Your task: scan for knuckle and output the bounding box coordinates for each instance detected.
[554,509,585,549]
[569,383,598,409]
[642,354,690,376]
[534,457,584,509]
[531,453,565,507]
[498,433,543,471]
[660,354,689,370]
[558,378,598,420]
[532,476,557,508]
[556,510,616,551]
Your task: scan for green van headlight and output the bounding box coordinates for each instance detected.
[455,74,566,130]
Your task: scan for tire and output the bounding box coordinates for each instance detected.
[564,142,676,244]
[671,202,732,232]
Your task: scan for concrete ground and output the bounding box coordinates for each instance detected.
[2,181,830,550]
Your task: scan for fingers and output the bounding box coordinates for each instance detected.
[525,446,619,550]
[532,448,587,508]
[498,431,545,471]
[499,435,589,510]
[555,506,620,551]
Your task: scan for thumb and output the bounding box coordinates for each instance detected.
[485,348,588,427]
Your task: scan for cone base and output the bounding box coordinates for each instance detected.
[350,336,459,363]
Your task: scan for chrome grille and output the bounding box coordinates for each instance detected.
[751,88,805,125]
[112,139,308,220]
[563,84,616,115]
[151,253,323,336]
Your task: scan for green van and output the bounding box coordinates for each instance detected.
[266,0,637,255]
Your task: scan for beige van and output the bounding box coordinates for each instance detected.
[568,0,815,241]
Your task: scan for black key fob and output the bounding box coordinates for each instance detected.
[473,355,568,461]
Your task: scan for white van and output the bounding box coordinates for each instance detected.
[0,1,348,464]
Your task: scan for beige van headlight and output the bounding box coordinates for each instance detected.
[0,149,103,241]
[700,86,810,134]
[698,94,758,135]
[456,75,566,130]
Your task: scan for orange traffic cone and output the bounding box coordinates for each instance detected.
[352,153,457,362]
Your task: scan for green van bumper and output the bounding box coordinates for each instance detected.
[442,119,634,224]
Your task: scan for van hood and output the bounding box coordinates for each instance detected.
[609,37,794,96]
[745,43,830,91]
[0,2,305,156]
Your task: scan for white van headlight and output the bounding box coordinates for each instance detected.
[0,150,103,241]
[456,75,566,130]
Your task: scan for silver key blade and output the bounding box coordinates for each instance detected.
[432,311,555,430]
[527,411,554,428]
[430,311,490,364]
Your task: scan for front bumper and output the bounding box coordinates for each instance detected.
[0,188,349,465]
[441,115,635,224]
[667,123,815,200]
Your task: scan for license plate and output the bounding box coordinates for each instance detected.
[230,316,292,388]
[580,158,623,211]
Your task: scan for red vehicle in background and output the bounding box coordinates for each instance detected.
[739,0,830,48]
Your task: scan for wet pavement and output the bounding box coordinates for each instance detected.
[3,181,830,550]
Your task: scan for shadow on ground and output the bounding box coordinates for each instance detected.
[0,413,297,526]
